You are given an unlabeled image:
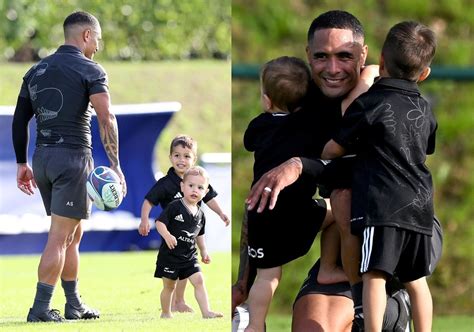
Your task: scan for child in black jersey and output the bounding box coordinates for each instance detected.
[322,21,437,331]
[139,134,229,313]
[155,166,223,319]
[244,56,347,332]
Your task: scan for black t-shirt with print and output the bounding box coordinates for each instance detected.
[334,77,437,235]
[19,45,108,149]
[156,199,206,267]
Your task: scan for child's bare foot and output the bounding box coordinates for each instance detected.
[317,266,349,284]
[160,312,173,319]
[202,311,223,319]
[172,302,194,313]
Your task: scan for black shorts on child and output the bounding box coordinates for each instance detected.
[248,196,326,269]
[360,226,431,283]
[154,261,201,280]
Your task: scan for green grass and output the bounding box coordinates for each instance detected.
[0,60,231,170]
[0,251,230,331]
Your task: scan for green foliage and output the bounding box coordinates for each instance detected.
[0,252,230,330]
[232,0,474,66]
[232,1,474,316]
[0,0,230,61]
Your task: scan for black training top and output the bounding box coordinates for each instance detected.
[19,45,108,149]
[294,82,347,181]
[286,82,344,160]
[333,77,437,235]
[145,167,218,210]
[156,199,206,266]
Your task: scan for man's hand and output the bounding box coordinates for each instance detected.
[231,282,248,317]
[111,165,127,197]
[17,163,36,195]
[246,157,302,212]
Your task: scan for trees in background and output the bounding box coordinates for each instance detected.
[0,0,230,61]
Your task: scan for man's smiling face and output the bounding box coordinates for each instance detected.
[307,28,367,99]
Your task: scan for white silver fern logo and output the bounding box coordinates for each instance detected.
[181,230,194,237]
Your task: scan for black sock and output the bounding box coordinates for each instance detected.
[32,282,54,312]
[61,279,81,307]
[351,281,364,318]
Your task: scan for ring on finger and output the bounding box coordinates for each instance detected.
[264,187,272,193]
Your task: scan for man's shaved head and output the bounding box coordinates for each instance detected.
[63,11,99,39]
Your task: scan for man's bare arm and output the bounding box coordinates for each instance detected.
[231,207,253,315]
[246,157,302,212]
[90,92,127,196]
[321,140,346,160]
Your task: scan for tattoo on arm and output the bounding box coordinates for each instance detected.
[237,207,249,280]
[99,114,120,167]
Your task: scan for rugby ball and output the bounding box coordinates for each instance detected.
[86,166,123,211]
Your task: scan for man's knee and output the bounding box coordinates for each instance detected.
[49,215,81,249]
[293,294,353,332]
[292,296,325,332]
[69,224,83,247]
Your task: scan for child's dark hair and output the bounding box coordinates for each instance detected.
[382,21,436,81]
[169,134,197,156]
[260,56,310,113]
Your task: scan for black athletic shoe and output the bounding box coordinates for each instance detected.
[351,317,365,332]
[27,308,65,322]
[392,289,411,332]
[64,302,100,320]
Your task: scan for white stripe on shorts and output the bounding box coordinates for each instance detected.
[361,227,375,273]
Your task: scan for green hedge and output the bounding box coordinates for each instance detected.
[0,0,230,61]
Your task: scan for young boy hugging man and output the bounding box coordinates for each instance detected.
[322,21,437,332]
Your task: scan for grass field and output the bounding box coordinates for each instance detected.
[0,251,230,331]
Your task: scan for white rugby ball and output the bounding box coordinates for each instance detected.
[86,166,123,211]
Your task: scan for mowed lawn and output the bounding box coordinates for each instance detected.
[0,251,230,331]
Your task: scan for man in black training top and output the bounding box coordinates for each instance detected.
[12,11,126,322]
